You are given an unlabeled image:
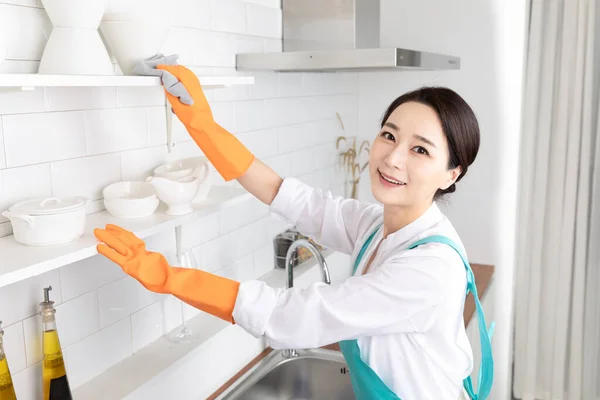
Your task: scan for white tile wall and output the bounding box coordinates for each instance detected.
[0,88,45,115]
[0,163,51,223]
[0,120,5,169]
[45,87,117,112]
[0,0,358,397]
[84,108,148,155]
[3,111,87,167]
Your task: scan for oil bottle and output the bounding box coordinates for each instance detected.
[0,321,17,400]
[40,286,72,400]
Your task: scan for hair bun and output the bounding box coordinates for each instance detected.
[442,183,456,195]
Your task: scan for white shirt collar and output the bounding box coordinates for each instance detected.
[378,202,445,250]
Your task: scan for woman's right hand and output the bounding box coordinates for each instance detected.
[157,64,284,205]
[155,64,255,182]
[156,64,213,127]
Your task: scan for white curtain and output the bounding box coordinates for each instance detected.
[513,0,600,399]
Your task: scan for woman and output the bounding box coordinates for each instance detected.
[94,65,493,400]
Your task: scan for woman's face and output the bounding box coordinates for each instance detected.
[369,101,461,208]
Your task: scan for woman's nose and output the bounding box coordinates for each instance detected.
[384,146,407,170]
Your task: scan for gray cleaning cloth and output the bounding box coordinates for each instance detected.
[132,53,194,106]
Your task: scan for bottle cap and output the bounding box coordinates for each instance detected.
[40,286,55,307]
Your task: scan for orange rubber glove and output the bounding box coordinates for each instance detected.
[156,64,255,181]
[94,224,239,323]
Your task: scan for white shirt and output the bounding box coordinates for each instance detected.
[232,178,474,400]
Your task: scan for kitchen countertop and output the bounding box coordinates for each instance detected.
[207,262,495,399]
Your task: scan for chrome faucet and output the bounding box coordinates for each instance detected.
[282,239,331,358]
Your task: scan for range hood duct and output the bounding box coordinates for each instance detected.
[235,0,460,72]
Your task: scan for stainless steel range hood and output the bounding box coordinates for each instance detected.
[235,0,460,72]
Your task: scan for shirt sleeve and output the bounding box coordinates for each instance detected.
[232,245,459,349]
[269,177,381,255]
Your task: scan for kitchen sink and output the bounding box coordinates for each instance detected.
[214,348,355,400]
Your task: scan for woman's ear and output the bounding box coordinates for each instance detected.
[442,166,462,190]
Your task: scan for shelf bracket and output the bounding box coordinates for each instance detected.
[0,86,36,92]
[165,93,173,153]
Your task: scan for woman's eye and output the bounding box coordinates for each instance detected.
[413,146,429,155]
[381,132,395,141]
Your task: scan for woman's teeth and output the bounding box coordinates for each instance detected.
[380,172,405,185]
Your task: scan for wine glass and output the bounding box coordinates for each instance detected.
[165,226,198,344]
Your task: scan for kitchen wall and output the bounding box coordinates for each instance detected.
[0,0,358,397]
[356,1,527,398]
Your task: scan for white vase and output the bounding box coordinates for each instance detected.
[38,0,113,75]
[99,11,170,75]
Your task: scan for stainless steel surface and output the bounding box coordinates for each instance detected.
[283,239,331,358]
[235,0,460,72]
[285,239,331,290]
[216,348,355,400]
[236,48,460,72]
[281,0,359,52]
[215,241,344,399]
[355,0,380,49]
[175,225,182,264]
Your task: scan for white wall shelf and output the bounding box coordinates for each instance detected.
[0,74,254,91]
[0,73,254,153]
[0,186,252,289]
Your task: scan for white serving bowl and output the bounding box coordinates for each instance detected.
[99,12,170,75]
[103,181,159,219]
[154,157,212,203]
[145,175,201,216]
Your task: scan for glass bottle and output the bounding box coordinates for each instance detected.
[0,321,17,400]
[41,286,72,400]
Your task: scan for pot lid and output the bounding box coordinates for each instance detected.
[9,197,88,216]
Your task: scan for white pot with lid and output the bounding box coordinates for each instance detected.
[2,196,89,246]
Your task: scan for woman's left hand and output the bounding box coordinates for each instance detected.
[94,224,241,323]
[94,224,172,293]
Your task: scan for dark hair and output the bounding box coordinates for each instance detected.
[380,86,480,200]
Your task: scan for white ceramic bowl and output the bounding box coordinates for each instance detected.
[154,157,212,202]
[103,181,159,219]
[99,12,170,75]
[153,161,195,181]
[145,175,200,216]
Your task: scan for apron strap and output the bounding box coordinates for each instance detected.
[408,235,494,400]
[352,225,381,275]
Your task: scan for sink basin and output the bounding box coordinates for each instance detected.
[215,348,355,400]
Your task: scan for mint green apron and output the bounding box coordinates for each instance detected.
[338,226,494,400]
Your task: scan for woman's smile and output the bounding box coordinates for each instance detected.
[377,169,406,188]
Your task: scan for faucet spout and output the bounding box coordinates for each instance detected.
[283,238,331,358]
[285,239,331,289]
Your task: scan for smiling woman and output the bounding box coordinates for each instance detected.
[94,65,492,400]
[369,87,481,234]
